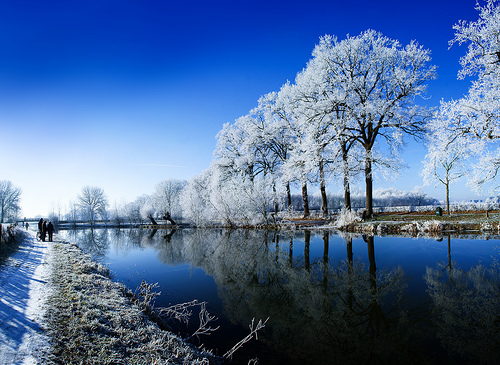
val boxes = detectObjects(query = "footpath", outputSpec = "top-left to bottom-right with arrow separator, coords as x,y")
0,230 -> 50,364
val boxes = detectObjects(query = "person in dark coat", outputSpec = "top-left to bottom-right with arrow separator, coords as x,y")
41,220 -> 47,242
47,221 -> 55,242
38,218 -> 44,241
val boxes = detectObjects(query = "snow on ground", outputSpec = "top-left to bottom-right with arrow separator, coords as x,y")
0,230 -> 51,364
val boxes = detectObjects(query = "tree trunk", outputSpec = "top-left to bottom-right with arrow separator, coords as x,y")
163,212 -> 176,225
365,153 -> 373,219
273,183 -> 279,215
286,182 -> 292,210
445,179 -> 450,217
302,182 -> 310,218
148,214 -> 157,225
319,160 -> 328,217
342,145 -> 351,210
320,183 -> 328,217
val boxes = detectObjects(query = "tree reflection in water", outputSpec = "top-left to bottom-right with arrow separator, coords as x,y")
58,228 -> 500,364
425,235 -> 500,364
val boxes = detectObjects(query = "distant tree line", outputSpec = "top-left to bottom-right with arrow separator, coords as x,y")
51,182 -> 438,227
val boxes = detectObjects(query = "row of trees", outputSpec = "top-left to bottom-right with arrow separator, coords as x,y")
55,182 -> 439,227
60,180 -> 187,226
182,29 -> 437,222
423,0 -> 500,215
181,0 -> 500,223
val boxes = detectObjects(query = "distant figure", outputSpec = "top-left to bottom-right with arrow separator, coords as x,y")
47,221 -> 55,242
41,220 -> 47,242
26,222 -> 29,230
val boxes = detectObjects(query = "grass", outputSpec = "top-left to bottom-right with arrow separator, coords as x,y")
0,225 -> 25,266
43,239 -> 220,365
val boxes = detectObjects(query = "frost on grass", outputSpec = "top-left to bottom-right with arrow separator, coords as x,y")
44,241 -> 218,365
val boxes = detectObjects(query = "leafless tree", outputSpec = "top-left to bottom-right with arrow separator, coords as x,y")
77,186 -> 108,225
0,180 -> 22,223
153,179 -> 186,218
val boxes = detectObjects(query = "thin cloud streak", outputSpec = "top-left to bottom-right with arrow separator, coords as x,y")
136,163 -> 188,168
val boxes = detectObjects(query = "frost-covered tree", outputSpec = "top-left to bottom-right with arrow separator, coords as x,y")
293,40 -> 369,212
152,179 -> 186,218
140,200 -> 156,224
180,169 -> 215,227
313,30 -> 436,218
292,69 -> 338,216
125,195 -> 149,224
214,100 -> 291,220
77,186 -> 108,225
444,0 -> 500,193
0,180 -> 21,222
422,107 -> 471,215
214,119 -> 253,180
257,91 -> 296,210
247,96 -> 293,214
65,201 -> 79,223
276,82 -> 314,217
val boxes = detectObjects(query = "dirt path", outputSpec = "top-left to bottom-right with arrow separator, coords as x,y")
0,230 -> 51,364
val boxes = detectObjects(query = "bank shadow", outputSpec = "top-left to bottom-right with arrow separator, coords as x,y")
0,233 -> 45,361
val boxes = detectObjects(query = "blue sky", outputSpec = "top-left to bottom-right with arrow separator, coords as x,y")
0,0 -> 482,217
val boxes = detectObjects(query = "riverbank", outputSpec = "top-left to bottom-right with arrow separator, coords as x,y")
335,211 -> 500,236
0,229 -> 219,364
273,210 -> 500,235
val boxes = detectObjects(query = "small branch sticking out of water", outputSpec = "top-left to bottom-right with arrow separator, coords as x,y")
159,299 -> 199,325
188,301 -> 220,339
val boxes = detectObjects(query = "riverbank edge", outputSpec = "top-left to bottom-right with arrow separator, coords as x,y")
335,219 -> 500,236
41,233 -> 220,364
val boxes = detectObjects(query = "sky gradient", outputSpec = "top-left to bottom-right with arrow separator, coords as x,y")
0,0 -> 482,218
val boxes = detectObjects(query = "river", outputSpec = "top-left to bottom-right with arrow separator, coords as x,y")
58,227 -> 500,364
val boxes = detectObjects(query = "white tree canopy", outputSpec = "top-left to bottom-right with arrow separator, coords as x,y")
0,180 -> 22,223
309,30 -> 436,217
441,0 -> 500,193
77,186 -> 108,224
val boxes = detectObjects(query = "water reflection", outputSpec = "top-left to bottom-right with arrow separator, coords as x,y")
59,228 -> 500,364
425,235 -> 500,364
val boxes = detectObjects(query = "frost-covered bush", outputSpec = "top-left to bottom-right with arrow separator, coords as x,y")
334,208 -> 362,228
420,220 -> 443,232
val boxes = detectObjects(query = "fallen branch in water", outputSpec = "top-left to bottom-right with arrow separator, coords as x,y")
223,317 -> 269,360
134,281 -> 269,363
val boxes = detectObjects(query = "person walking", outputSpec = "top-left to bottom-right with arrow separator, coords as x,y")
47,221 -> 55,242
41,220 -> 47,242
37,218 -> 44,241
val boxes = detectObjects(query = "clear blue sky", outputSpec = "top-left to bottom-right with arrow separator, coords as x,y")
0,0 -> 481,218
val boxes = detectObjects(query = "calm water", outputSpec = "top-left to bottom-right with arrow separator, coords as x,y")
58,228 -> 500,364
